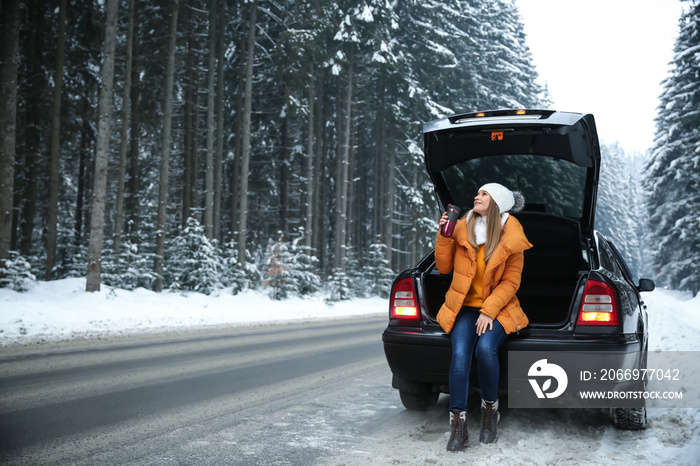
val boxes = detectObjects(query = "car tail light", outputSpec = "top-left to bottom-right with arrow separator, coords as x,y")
390,278 -> 419,320
576,279 -> 618,326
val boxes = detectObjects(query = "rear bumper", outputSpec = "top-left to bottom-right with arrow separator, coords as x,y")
383,326 -> 452,385
382,325 -> 645,390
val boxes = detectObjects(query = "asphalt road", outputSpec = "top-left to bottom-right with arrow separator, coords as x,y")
0,315 -> 407,465
4,314 -> 680,465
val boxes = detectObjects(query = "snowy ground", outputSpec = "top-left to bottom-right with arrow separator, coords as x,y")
323,288 -> 700,466
1,280 -> 699,464
0,278 -> 387,347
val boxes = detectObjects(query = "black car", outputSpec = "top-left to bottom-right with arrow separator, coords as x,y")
381,109 -> 655,430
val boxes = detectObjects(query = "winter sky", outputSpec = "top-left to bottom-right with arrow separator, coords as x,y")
516,0 -> 685,155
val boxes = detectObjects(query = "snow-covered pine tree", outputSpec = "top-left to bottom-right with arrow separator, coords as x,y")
222,239 -> 261,295
264,232 -> 294,300
102,237 -> 158,290
288,235 -> 321,297
596,143 -> 650,280
52,225 -> 88,279
0,251 -> 36,291
326,268 -> 352,303
344,246 -> 367,298
166,217 -> 224,295
597,144 -> 634,269
476,0 -> 543,109
645,2 -> 700,295
366,242 -> 394,298
263,231 -> 322,299
627,155 -> 652,279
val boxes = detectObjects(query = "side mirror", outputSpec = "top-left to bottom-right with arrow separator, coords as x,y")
638,278 -> 655,292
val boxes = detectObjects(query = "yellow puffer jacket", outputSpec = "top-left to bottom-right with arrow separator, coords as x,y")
435,215 -> 533,334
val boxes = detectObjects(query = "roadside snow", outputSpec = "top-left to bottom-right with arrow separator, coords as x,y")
0,277 -> 386,347
645,288 -> 700,351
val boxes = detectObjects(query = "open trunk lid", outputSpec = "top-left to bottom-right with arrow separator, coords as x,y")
423,109 -> 601,235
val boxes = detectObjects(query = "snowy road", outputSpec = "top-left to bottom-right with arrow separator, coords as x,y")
0,316 -> 395,465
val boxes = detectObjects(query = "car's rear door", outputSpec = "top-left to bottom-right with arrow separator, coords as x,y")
423,109 -> 601,235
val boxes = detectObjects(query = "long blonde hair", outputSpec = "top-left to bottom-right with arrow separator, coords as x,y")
466,200 -> 503,262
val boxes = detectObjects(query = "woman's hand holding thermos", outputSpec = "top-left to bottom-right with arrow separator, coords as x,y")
440,204 -> 461,237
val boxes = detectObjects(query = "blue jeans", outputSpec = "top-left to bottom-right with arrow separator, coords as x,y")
449,307 -> 509,412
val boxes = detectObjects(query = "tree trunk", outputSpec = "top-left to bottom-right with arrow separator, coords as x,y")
153,0 -> 179,292
75,109 -> 89,246
351,128 -> 362,257
19,0 -> 46,258
229,29 -> 246,238
304,64 -> 315,249
86,0 -> 120,292
181,1 -> 196,227
410,167 -> 419,268
203,0 -> 217,239
113,0 -> 135,264
385,122 -> 396,269
125,0 -> 140,241
46,0 -> 67,279
346,115 -> 356,259
237,0 -> 256,267
0,0 -> 20,270
191,70 -> 201,216
333,48 -> 353,272
279,84 -> 289,236
373,89 -> 386,243
312,79 -> 325,268
213,0 -> 225,242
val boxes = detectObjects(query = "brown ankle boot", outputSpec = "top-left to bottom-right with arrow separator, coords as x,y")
479,399 -> 500,443
447,410 -> 468,452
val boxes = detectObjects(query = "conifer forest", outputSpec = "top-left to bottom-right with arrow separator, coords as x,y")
1,0 -> 698,297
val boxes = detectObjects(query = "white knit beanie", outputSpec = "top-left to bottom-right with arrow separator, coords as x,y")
479,183 -> 525,214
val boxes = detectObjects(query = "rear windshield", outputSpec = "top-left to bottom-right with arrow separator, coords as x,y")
440,154 -> 587,219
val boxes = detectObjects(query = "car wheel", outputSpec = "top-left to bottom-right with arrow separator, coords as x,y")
399,389 -> 439,411
610,407 -> 647,430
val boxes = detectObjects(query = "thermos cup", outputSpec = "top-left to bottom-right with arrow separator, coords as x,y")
441,204 -> 461,237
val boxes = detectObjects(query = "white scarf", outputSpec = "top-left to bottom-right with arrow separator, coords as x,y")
467,211 -> 509,245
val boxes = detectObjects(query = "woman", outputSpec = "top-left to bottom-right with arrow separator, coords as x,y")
436,183 -> 532,452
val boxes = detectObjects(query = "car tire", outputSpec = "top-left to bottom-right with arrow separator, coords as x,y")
399,389 -> 439,411
610,407 -> 647,430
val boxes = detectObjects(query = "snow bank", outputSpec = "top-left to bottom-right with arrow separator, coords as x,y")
0,278 -> 387,346
645,288 -> 700,351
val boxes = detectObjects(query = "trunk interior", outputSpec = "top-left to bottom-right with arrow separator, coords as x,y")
422,212 -> 587,327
